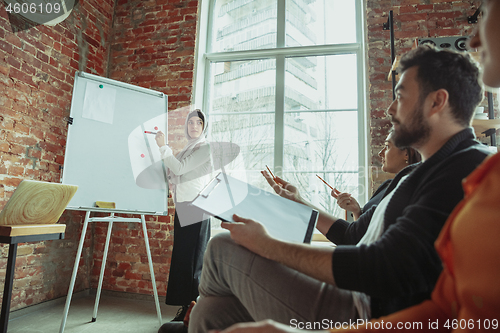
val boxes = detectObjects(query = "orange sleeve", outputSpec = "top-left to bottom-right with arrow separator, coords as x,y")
330,270 -> 453,333
446,154 -> 500,330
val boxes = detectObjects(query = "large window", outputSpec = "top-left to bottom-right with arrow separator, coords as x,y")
195,0 -> 367,217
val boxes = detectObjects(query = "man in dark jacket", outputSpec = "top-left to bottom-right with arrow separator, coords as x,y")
161,47 -> 490,333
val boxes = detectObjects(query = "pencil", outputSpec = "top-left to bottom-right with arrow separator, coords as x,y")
316,174 -> 334,190
265,165 -> 276,179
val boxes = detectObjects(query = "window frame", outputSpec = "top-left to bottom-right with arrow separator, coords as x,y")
193,0 -> 369,206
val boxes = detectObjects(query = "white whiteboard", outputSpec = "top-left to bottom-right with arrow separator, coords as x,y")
62,72 -> 168,214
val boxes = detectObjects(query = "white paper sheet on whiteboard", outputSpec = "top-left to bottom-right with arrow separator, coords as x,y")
82,82 -> 117,124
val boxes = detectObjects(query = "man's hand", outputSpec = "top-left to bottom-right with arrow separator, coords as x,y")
261,171 -> 303,204
221,214 -> 274,259
211,319 -> 299,333
261,170 -> 341,238
222,214 -> 336,286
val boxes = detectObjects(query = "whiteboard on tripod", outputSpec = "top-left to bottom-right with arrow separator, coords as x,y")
62,72 -> 169,214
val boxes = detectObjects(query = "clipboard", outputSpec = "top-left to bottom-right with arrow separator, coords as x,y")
191,172 -> 318,243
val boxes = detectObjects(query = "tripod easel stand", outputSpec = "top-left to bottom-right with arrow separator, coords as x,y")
59,208 -> 163,333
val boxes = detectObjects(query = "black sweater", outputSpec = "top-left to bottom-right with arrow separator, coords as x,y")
326,128 -> 490,318
360,179 -> 392,215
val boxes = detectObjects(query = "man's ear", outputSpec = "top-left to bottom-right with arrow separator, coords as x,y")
428,89 -> 449,117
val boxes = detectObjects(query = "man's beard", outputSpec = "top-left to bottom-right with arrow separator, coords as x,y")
391,100 -> 431,149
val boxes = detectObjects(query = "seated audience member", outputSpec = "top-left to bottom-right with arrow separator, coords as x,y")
159,49 -> 490,333
204,2 -> 500,333
333,130 -> 421,220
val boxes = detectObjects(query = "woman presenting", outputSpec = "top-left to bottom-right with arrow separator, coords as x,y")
155,109 -> 212,322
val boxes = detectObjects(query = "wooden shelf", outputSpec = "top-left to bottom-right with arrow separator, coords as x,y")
472,119 -> 500,136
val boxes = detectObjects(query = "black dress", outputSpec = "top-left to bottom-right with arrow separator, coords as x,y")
165,202 -> 210,306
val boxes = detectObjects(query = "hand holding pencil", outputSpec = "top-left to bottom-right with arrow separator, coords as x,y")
261,166 -> 303,204
315,174 -> 341,196
316,174 -> 362,220
265,165 -> 276,180
154,130 -> 166,147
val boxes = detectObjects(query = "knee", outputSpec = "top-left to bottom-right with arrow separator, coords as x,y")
188,297 -> 216,333
206,231 -> 234,256
209,230 -> 232,243
200,231 -> 245,284
202,231 -> 255,274
188,296 -> 249,333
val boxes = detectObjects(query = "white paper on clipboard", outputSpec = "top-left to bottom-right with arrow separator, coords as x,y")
191,172 -> 318,243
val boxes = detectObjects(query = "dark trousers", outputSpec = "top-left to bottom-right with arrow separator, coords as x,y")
165,202 -> 211,306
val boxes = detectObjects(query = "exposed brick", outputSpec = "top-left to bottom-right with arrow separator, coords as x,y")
399,6 -> 417,14
429,27 -> 462,37
6,55 -> 21,69
5,33 -> 22,49
398,13 -> 428,22
0,0 -> 117,311
434,3 -> 453,11
0,142 -> 9,152
416,4 -> 434,11
1,177 -> 22,187
0,39 -> 12,54
9,67 -> 36,87
0,63 -> 9,76
428,11 -> 463,20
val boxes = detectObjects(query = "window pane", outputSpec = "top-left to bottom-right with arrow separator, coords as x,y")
285,54 -> 358,111
209,60 -> 276,113
208,115 -> 275,230
211,0 -> 277,52
283,111 -> 359,216
286,0 -> 357,47
208,114 -> 275,186
208,59 -> 276,186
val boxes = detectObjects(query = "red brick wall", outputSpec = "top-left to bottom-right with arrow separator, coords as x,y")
365,0 -> 496,191
90,0 -> 199,297
109,0 -> 198,113
0,0 -> 114,310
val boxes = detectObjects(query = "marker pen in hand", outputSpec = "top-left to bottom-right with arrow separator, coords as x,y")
144,131 -> 158,135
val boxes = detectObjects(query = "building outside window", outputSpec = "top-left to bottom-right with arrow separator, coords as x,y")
195,0 -> 367,218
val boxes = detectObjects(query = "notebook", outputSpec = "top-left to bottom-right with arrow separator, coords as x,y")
191,172 -> 318,243
0,180 -> 78,226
